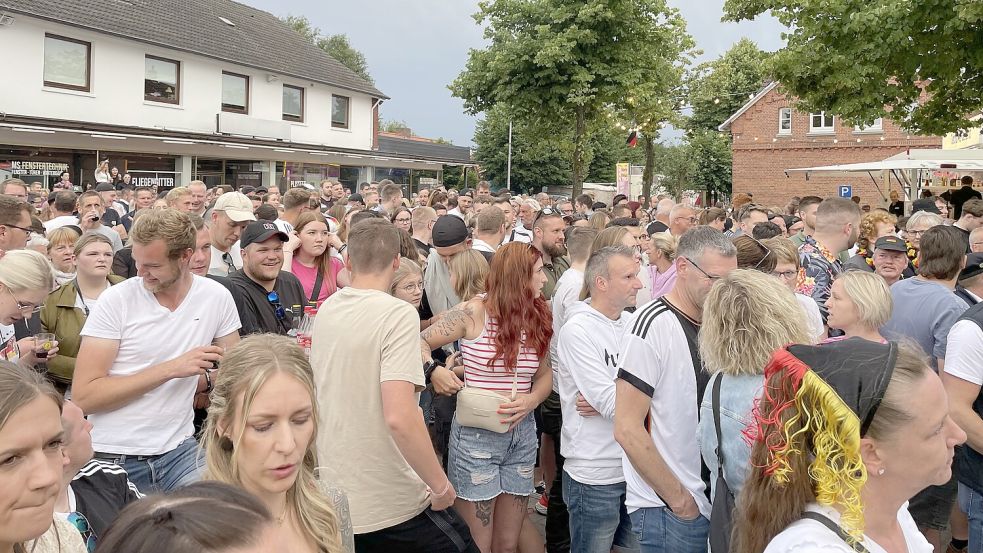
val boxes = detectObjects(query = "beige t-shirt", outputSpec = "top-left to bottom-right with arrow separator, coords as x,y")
26,518 -> 87,553
311,287 -> 429,534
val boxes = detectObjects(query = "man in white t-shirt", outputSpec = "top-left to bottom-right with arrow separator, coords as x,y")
549,226 -> 598,387
207,192 -> 255,277
72,209 -> 241,493
614,226 -> 737,552
558,245 -> 642,553
942,304 -> 983,553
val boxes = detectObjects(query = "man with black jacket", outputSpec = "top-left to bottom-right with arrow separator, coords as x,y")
229,221 -> 305,335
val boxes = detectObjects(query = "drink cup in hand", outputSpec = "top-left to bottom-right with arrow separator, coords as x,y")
35,333 -> 55,360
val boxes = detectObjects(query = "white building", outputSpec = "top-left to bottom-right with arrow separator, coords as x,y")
0,0 -> 472,192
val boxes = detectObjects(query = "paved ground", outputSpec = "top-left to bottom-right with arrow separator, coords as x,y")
529,492 -> 546,536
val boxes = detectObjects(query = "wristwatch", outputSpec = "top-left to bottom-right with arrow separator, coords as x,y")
423,360 -> 440,384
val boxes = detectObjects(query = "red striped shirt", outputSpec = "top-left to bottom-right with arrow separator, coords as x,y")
460,316 -> 539,393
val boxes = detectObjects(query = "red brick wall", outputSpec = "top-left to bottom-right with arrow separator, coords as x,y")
728,87 -> 941,209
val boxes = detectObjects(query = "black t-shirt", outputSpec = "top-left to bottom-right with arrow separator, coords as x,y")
70,460 -> 142,537
230,270 -> 306,335
414,238 -> 431,259
101,210 -> 121,228
889,201 -> 905,218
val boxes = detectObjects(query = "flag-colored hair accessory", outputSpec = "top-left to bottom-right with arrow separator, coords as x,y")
745,338 -> 897,543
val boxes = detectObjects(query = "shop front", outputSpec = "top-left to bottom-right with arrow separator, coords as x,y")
276,162 -> 366,191
0,145 -> 178,191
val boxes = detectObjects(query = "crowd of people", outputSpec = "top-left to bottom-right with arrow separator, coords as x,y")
0,171 -> 982,553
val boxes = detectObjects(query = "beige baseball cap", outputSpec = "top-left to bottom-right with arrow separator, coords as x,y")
212,192 -> 256,222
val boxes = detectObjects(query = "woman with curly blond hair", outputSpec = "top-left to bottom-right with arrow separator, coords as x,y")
844,210 -> 898,272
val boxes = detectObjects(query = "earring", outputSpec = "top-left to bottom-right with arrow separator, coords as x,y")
877,468 -> 885,476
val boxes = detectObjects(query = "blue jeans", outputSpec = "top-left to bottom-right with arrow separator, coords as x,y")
94,436 -> 203,494
562,471 -> 638,553
959,483 -> 983,553
629,506 -> 708,553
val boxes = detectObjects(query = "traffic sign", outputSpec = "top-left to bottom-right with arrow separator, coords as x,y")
838,185 -> 852,198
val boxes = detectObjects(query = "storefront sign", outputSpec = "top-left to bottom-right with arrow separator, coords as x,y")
133,177 -> 175,189
3,161 -> 69,176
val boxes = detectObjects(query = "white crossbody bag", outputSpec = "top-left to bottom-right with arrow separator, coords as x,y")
455,369 -> 518,433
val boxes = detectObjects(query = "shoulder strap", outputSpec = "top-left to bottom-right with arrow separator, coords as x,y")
800,512 -> 870,553
712,373 -> 725,476
309,269 -> 324,304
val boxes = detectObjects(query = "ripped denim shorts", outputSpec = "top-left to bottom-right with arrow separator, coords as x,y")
448,412 -> 537,502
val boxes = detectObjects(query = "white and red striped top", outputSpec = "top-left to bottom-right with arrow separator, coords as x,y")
460,315 -> 540,394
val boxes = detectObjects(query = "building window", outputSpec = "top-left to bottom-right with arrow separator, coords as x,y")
855,118 -> 883,133
145,55 -> 180,104
43,34 -> 91,91
222,72 -> 249,114
809,111 -> 835,134
332,95 -> 350,129
282,84 -> 304,122
778,108 -> 792,135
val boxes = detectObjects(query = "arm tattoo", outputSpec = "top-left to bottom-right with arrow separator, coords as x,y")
324,484 -> 355,553
475,499 -> 494,527
421,303 -> 475,346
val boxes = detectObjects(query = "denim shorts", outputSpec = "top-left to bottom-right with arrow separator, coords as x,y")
448,413 -> 537,502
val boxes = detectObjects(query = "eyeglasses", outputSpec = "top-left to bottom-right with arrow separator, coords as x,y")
68,511 -> 98,552
907,229 -> 928,237
399,282 -> 424,293
684,256 -> 723,281
4,286 -> 40,314
771,270 -> 797,280
395,217 -> 412,224
1,222 -> 33,234
674,216 -> 698,224
267,291 -> 286,321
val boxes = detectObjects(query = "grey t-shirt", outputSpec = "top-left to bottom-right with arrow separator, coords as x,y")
882,278 -> 968,367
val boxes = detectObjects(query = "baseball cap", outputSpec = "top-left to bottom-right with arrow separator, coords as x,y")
432,215 -> 469,247
240,221 -> 288,249
213,192 -> 257,222
960,253 -> 983,281
95,182 -> 115,193
348,193 -> 364,204
873,235 -> 907,253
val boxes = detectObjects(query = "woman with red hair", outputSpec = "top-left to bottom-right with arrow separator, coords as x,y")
421,242 -> 553,553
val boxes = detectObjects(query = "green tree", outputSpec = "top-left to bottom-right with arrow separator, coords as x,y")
687,129 -> 732,198
687,38 -> 769,133
282,15 -> 373,84
587,124 -> 647,183
472,106 -> 572,192
722,0 -> 983,134
380,119 -> 411,133
654,142 -> 696,199
443,165 -> 479,189
451,0 -> 694,198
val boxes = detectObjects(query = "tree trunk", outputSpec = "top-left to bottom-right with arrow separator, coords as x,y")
642,136 -> 656,199
571,107 -> 587,199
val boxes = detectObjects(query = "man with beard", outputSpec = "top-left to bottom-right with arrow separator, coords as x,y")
72,209 -> 241,493
531,210 -> 571,551
229,221 -> 305,336
532,211 -> 570,300
208,192 -> 255,277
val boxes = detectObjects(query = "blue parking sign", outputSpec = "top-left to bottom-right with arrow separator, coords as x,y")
838,185 -> 852,198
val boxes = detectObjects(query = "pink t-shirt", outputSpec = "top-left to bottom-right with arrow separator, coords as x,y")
292,257 -> 344,304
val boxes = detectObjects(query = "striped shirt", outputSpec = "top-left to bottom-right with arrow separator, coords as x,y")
461,315 -> 540,393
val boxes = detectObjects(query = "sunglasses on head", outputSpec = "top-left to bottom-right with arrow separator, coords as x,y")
267,291 -> 286,321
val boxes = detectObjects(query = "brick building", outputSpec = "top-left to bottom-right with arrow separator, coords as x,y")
719,82 -> 942,208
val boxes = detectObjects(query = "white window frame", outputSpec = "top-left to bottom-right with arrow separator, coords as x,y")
778,108 -> 792,135
809,111 -> 835,134
854,118 -> 883,133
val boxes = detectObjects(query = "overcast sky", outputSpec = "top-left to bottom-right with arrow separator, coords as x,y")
242,0 -> 786,146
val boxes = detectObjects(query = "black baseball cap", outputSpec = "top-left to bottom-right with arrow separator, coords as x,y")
960,253 -> 983,281
95,182 -> 115,192
873,235 -> 907,253
240,221 -> 288,249
432,215 -> 469,247
348,193 -> 364,204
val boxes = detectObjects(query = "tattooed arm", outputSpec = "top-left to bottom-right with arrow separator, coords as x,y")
419,300 -> 480,363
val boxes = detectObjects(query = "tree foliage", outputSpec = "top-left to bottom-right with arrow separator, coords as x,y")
472,105 -> 572,193
451,0 -> 694,197
282,15 -> 374,84
722,0 -> 983,134
687,38 -> 769,133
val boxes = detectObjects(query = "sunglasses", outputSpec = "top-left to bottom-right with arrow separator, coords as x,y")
747,236 -> 774,271
68,511 -> 98,552
222,252 -> 237,273
1,222 -> 33,234
534,207 -> 558,223
267,291 -> 286,321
